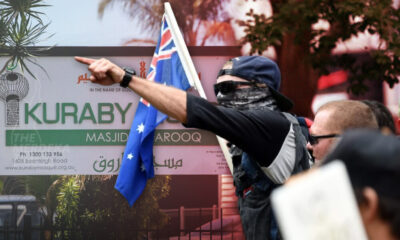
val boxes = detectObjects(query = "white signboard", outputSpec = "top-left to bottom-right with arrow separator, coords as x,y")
0,56 -> 232,175
271,161 -> 368,240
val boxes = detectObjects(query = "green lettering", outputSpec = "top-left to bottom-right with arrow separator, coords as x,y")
79,103 -> 96,124
115,103 -> 132,124
43,103 -> 59,124
62,103 -> 78,124
25,103 -> 42,124
98,103 -> 114,124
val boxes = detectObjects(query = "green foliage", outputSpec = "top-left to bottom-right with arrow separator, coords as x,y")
240,0 -> 400,94
55,177 -> 81,239
0,176 -> 27,194
0,0 -> 49,24
0,174 -> 171,239
0,17 -> 7,46
75,175 -> 171,240
0,0 -> 51,78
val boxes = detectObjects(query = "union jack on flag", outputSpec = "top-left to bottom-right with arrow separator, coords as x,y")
140,16 -> 186,107
115,15 -> 191,206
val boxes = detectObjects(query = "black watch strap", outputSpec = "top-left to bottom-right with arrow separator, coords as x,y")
120,67 -> 136,88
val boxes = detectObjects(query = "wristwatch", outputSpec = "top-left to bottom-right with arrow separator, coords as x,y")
120,67 -> 136,88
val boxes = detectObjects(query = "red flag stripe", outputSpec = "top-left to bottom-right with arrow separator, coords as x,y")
160,29 -> 172,48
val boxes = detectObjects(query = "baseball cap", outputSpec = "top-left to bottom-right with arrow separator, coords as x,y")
323,129 -> 400,199
217,56 -> 294,111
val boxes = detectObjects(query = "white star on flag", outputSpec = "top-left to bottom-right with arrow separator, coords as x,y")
137,123 -> 145,133
127,153 -> 134,160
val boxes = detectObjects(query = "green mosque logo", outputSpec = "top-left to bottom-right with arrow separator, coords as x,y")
0,72 -> 29,126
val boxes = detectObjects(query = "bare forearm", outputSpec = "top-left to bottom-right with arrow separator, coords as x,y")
74,56 -> 187,123
128,76 -> 188,123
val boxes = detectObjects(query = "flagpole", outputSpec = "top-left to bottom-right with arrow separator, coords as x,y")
163,2 -> 233,174
163,3 -> 204,97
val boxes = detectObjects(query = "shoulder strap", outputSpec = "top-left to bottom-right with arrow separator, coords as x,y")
281,113 -> 313,174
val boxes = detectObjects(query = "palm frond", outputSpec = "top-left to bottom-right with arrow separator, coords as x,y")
26,56 -> 50,79
19,57 -> 37,79
1,15 -> 52,76
0,0 -> 49,24
0,17 -> 7,46
0,58 -> 13,73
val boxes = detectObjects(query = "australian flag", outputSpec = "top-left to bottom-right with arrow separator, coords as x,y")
115,15 -> 191,206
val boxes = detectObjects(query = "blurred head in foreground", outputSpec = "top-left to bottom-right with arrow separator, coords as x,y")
323,129 -> 400,240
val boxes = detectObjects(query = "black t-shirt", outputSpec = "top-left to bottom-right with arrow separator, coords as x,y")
184,94 -> 291,167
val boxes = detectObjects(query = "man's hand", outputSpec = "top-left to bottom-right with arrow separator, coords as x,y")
76,56 -> 188,123
75,57 -> 125,86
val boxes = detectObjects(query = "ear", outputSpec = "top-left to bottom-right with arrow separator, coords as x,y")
359,187 -> 379,223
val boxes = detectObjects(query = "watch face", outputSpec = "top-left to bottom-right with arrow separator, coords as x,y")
123,67 -> 136,75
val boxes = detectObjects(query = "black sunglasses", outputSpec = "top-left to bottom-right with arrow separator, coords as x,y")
309,134 -> 340,145
213,81 -> 257,95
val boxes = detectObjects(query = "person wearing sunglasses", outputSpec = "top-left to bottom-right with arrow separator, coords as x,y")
307,100 -> 378,162
75,55 -> 313,240
209,57 -> 315,240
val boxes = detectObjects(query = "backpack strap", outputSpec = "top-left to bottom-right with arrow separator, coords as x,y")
281,113 -> 314,174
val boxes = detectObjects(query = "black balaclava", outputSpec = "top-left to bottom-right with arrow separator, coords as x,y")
216,84 -> 279,168
216,85 -> 278,111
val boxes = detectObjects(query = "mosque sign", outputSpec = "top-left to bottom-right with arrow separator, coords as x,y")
0,55 -> 231,175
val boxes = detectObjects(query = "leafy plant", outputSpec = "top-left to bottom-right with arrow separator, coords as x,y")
0,0 -> 49,23
0,17 -> 7,46
76,175 -> 171,240
0,0 -> 52,78
239,0 -> 400,95
55,177 -> 81,239
1,16 -> 52,76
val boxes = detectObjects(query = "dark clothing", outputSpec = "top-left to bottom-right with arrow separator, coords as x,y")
185,94 -> 308,240
238,186 -> 274,240
185,94 -> 291,167
237,153 -> 282,240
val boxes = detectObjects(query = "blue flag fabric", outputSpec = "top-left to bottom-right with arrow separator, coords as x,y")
115,15 -> 191,206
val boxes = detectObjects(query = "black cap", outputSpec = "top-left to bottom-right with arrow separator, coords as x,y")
323,129 -> 400,199
217,56 -> 294,111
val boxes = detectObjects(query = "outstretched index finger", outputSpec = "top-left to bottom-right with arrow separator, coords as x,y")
75,56 -> 96,65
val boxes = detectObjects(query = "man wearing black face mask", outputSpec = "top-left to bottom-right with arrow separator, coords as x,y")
210,56 -> 313,240
75,55 -> 313,240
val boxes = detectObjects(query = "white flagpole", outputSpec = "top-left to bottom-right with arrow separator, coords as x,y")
164,2 -> 233,174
